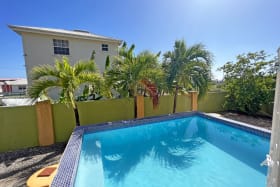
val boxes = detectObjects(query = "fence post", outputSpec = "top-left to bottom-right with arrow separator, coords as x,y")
189,91 -> 198,111
35,100 -> 54,146
136,95 -> 144,118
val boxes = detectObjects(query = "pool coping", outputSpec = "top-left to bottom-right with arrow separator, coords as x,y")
202,113 -> 271,138
51,111 -> 271,187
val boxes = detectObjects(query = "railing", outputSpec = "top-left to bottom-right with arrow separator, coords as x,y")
0,92 -> 27,97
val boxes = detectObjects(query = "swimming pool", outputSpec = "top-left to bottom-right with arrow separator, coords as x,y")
51,112 -> 270,187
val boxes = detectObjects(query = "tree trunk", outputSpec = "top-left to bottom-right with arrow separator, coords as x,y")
173,85 -> 179,113
74,104 -> 80,126
134,96 -> 137,118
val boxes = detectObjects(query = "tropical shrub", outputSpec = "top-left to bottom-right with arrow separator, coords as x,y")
105,43 -> 162,107
28,57 -> 108,126
219,51 -> 276,114
163,40 -> 213,113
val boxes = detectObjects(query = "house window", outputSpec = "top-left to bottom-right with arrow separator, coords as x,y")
102,44 -> 109,51
18,85 -> 26,93
18,85 -> 26,90
53,39 -> 70,55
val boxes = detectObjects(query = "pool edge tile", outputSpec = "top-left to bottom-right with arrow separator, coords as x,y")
52,111 -> 271,186
51,129 -> 84,187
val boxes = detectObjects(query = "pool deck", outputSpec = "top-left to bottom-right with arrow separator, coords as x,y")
0,143 -> 64,187
51,111 -> 271,187
205,113 -> 271,137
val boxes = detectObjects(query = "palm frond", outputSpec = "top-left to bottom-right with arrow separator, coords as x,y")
77,72 -> 102,84
186,44 -> 213,66
163,40 -> 212,97
74,60 -> 96,75
104,44 -> 161,99
30,65 -> 58,80
28,79 -> 61,98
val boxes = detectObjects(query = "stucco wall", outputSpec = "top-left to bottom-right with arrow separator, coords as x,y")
21,32 -> 119,83
197,91 -> 274,115
198,92 -> 227,112
51,98 -> 135,142
0,106 -> 38,152
144,95 -> 192,117
52,103 -> 76,143
78,98 -> 135,125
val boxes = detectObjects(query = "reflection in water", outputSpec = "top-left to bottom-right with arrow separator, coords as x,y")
79,116 -> 269,185
81,117 -> 205,184
104,154 -> 122,161
195,117 -> 269,174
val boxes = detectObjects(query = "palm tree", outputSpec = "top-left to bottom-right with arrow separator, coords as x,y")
105,43 -> 162,108
28,57 -> 107,126
163,40 -> 212,113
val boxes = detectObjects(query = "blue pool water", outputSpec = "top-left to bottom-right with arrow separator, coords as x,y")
74,116 -> 269,187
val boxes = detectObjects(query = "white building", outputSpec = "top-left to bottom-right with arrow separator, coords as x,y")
0,78 -> 27,96
9,25 -> 122,84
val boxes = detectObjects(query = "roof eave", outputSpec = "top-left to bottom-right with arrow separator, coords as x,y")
8,25 -> 122,45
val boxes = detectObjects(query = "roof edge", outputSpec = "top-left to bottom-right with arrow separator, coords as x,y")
8,25 -> 122,45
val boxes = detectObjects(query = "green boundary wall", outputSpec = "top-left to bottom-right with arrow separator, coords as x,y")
0,106 -> 38,152
144,95 -> 191,117
196,91 -> 273,115
176,95 -> 192,113
261,102 -> 274,116
1,92 -> 273,152
52,103 -> 76,143
78,98 -> 135,125
198,92 -> 226,112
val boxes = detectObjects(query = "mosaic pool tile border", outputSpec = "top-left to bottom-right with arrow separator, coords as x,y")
51,111 -> 271,187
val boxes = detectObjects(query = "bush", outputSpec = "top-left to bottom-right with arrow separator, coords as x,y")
219,51 -> 276,114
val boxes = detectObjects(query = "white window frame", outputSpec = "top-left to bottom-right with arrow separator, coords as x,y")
102,44 -> 109,52
53,39 -> 70,55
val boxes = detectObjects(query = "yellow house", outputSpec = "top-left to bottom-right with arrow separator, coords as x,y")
9,25 -> 122,85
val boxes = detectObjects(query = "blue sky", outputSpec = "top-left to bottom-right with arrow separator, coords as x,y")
1,0 -> 280,80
